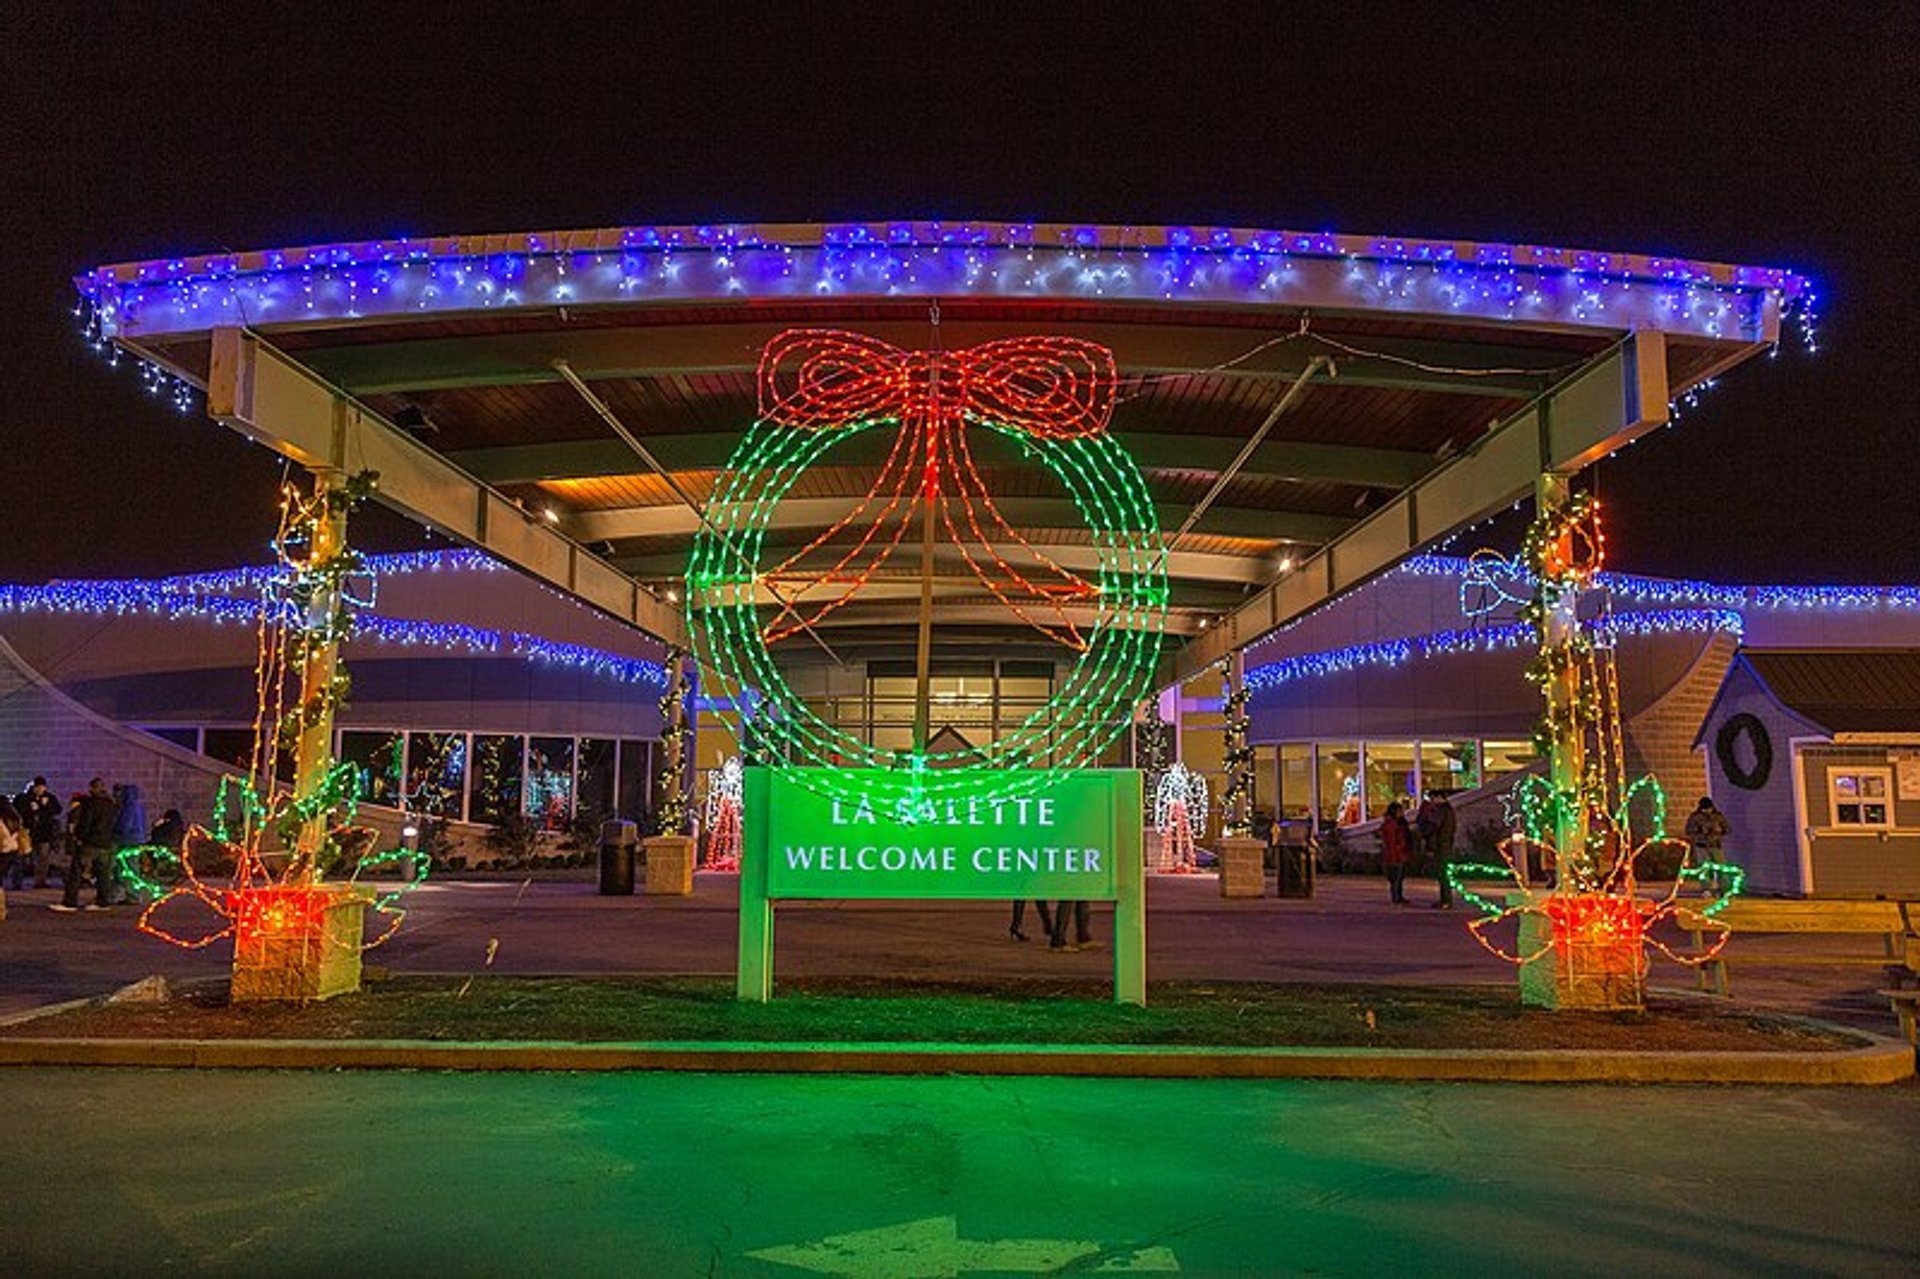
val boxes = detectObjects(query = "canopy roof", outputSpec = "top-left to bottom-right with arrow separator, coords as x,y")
77,220 -> 1810,683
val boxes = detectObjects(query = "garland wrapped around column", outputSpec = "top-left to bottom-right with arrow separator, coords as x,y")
654,651 -> 690,834
1220,674 -> 1253,838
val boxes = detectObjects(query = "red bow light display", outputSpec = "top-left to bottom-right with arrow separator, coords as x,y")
752,329 -> 1120,649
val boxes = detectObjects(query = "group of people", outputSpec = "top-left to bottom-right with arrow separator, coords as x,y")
0,776 -> 186,912
1378,790 -> 1458,908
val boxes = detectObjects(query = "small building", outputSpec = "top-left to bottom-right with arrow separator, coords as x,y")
1696,649 -> 1920,897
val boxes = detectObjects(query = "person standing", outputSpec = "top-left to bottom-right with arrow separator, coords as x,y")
1427,792 -> 1457,908
1049,900 -> 1095,952
1684,797 -> 1729,865
53,778 -> 118,913
1684,797 -> 1731,893
0,798 -> 23,892
109,783 -> 148,905
1008,899 -> 1053,942
1380,801 -> 1412,905
15,778 -> 62,890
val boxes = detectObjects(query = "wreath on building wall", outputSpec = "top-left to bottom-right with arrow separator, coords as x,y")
1714,712 -> 1772,791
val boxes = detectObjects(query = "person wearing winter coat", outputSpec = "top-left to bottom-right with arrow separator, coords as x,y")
1380,801 -> 1413,905
14,778 -> 62,889
109,783 -> 149,905
54,778 -> 118,912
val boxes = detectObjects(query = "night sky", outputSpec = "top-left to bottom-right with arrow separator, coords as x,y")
5,3 -> 1914,584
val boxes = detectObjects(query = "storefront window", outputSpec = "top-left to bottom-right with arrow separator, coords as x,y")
339,730 -> 405,806
202,727 -> 255,772
1279,744 -> 1313,823
407,732 -> 467,822
1482,739 -> 1542,781
1419,740 -> 1481,795
1317,742 -> 1361,827
1364,742 -> 1418,820
576,738 -> 616,825
617,739 -> 651,824
526,736 -> 574,831
470,734 -> 525,826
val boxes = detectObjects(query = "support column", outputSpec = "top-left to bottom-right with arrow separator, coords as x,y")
232,469 -> 367,1002
1536,471 -> 1590,885
290,471 -> 348,883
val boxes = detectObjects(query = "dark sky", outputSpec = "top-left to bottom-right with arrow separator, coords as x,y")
4,2 -> 1914,584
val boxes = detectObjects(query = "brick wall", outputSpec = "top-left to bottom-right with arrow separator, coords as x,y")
1624,631 -> 1738,828
0,637 -> 228,822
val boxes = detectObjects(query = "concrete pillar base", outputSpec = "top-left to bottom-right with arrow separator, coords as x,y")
1515,893 -> 1648,1010
230,885 -> 368,1002
644,835 -> 696,896
1217,837 -> 1267,898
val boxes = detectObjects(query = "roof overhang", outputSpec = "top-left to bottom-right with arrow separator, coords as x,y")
75,220 -> 1811,681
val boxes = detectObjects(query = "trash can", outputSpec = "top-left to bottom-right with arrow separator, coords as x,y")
1276,843 -> 1314,898
598,819 -> 638,895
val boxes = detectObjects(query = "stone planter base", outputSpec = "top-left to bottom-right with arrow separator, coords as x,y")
643,835 -> 695,896
1516,893 -> 1648,1010
1217,837 -> 1267,898
230,885 -> 369,1003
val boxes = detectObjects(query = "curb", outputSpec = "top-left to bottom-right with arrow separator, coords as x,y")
0,1031 -> 1909,1084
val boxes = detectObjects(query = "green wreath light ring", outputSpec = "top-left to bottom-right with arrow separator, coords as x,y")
688,414 -> 1166,808
690,416 -> 1163,795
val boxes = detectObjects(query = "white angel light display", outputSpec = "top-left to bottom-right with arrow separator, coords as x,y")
1153,763 -> 1209,872
704,755 -> 744,872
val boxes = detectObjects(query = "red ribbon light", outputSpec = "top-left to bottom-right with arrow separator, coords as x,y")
751,330 -> 1120,649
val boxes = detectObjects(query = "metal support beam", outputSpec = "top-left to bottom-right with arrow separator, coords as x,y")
570,496 -> 1353,545
1164,356 -> 1330,551
614,543 -> 1276,589
450,432 -> 1434,490
205,327 -> 686,647
1160,330 -> 1672,685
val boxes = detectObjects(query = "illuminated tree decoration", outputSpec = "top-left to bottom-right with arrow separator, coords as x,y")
115,474 -> 429,954
1153,764 -> 1209,872
655,652 -> 691,834
687,329 -> 1167,812
1445,494 -> 1743,1005
704,755 -> 744,872
1220,676 -> 1253,837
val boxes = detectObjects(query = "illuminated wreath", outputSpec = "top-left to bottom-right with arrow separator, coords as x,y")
1714,712 -> 1772,791
687,329 -> 1167,809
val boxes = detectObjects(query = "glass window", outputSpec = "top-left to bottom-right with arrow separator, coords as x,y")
470,734 -> 525,826
1364,742 -> 1418,822
407,732 -> 467,821
1482,739 -> 1542,781
140,726 -> 199,751
1253,744 -> 1277,816
1829,768 -> 1895,828
617,739 -> 651,824
339,730 -> 405,807
202,728 -> 256,772
577,738 -> 617,823
1317,743 -> 1361,827
1420,741 -> 1481,795
526,736 -> 575,831
1279,745 -> 1313,822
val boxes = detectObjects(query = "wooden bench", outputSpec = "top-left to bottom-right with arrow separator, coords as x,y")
1880,988 -> 1919,1044
1673,898 -> 1917,998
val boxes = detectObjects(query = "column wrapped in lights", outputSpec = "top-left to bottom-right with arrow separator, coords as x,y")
1441,489 -> 1744,1010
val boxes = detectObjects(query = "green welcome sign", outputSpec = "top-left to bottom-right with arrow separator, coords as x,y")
738,767 -> 1146,1004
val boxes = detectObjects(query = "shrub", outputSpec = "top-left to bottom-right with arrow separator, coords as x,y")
485,810 -> 541,866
